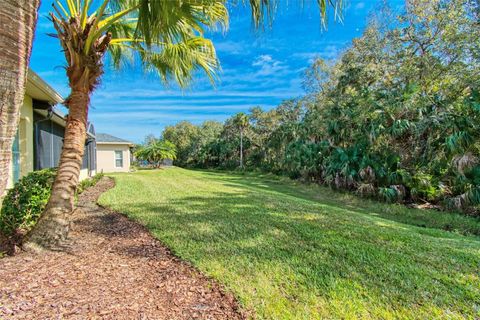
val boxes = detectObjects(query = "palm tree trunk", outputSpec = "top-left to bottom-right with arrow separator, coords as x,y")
25,89 -> 89,249
24,10 -> 109,249
0,0 -> 40,197
240,129 -> 244,168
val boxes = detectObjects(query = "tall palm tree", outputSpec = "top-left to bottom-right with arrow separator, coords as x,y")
0,0 -> 40,198
233,112 -> 249,168
26,0 -> 229,249
24,0 -> 343,249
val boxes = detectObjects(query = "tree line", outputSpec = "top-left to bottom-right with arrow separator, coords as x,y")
153,0 -> 480,213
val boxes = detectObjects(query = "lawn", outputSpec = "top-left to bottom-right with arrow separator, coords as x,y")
99,168 -> 480,319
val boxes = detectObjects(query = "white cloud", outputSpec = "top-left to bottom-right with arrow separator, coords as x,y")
290,46 -> 340,63
355,2 -> 366,10
92,112 -> 214,121
251,54 -> 288,76
93,104 -> 275,112
214,40 -> 249,55
36,70 -> 63,78
93,88 -> 298,100
252,54 -> 273,66
320,45 -> 340,59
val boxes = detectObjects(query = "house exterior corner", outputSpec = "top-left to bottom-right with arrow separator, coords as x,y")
95,133 -> 133,173
5,70 -> 97,193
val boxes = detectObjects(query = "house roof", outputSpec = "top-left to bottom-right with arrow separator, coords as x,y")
27,70 -> 96,139
26,69 -> 63,105
96,133 -> 133,145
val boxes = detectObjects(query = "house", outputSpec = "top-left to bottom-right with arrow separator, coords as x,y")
7,70 -> 97,190
96,133 -> 133,173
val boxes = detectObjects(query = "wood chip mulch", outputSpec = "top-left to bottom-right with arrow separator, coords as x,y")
0,177 -> 247,319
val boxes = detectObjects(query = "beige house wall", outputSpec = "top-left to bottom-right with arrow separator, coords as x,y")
7,95 -> 34,189
4,70 -> 94,196
6,94 -> 93,191
96,144 -> 131,173
79,168 -> 91,181
20,96 -> 34,177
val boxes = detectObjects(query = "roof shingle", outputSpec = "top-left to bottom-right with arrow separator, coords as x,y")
96,133 -> 132,144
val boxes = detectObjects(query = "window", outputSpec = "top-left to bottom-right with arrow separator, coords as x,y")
12,130 -> 20,183
115,150 -> 123,168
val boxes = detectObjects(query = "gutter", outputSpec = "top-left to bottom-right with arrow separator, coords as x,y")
28,69 -> 63,105
96,142 -> 134,147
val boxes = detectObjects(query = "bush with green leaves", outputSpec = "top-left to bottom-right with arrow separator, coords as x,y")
0,170 -> 105,240
0,168 -> 56,238
135,140 -> 177,168
77,172 -> 104,194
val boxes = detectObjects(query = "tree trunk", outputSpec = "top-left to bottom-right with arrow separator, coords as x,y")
23,10 -> 110,250
240,129 -> 243,169
25,90 -> 89,249
0,0 -> 40,198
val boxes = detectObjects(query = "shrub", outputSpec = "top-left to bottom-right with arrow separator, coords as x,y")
379,186 -> 398,203
0,168 -> 56,238
409,173 -> 443,202
0,170 -> 104,242
77,172 -> 104,194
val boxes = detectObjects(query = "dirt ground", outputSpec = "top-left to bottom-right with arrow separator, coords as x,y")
0,177 -> 246,319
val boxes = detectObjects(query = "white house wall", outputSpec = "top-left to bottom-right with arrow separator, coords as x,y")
96,144 -> 131,173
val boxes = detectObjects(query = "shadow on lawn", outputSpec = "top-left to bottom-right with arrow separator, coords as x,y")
198,170 -> 480,237
104,185 -> 480,317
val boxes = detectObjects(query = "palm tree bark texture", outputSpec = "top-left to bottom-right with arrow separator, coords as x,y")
26,14 -> 110,249
0,0 -> 40,198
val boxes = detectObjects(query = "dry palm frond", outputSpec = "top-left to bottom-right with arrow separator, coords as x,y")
359,166 -> 375,183
356,183 -> 376,197
452,153 -> 478,175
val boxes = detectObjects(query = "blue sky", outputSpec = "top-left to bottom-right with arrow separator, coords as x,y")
30,0 -> 403,143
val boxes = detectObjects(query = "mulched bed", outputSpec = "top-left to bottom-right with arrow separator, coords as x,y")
0,177 -> 246,319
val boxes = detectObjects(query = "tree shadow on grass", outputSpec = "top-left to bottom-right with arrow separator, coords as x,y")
197,170 -> 480,238
103,186 -> 480,318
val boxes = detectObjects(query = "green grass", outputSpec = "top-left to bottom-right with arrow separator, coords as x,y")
99,168 -> 480,319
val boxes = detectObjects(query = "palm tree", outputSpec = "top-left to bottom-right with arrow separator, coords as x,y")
24,0 -> 343,249
0,0 -> 40,198
233,112 -> 249,168
135,140 -> 177,168
26,0 -> 229,249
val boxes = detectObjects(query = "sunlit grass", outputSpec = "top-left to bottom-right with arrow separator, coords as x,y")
99,167 -> 480,319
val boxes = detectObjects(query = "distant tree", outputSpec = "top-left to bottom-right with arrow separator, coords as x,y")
143,134 -> 158,146
194,121 -> 223,166
163,121 -> 200,166
232,113 -> 249,168
135,140 -> 177,168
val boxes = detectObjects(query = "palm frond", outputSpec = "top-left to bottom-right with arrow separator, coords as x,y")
51,0 -> 342,89
245,0 -> 343,28
111,36 -> 219,87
